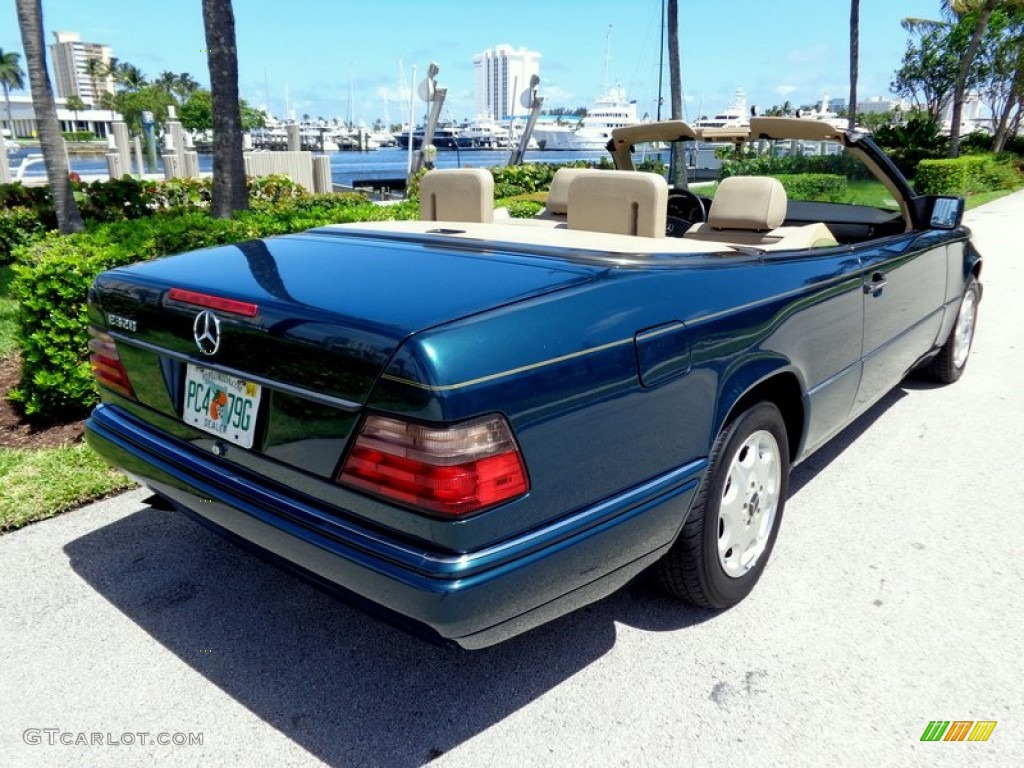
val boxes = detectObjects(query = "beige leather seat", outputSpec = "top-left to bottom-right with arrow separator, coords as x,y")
684,176 -> 787,244
685,175 -> 837,249
419,168 -> 494,223
566,170 -> 668,238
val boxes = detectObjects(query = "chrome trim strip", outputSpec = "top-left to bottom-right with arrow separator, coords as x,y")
635,322 -> 685,342
110,332 -> 363,412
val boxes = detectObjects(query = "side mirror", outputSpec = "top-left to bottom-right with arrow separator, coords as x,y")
927,196 -> 965,230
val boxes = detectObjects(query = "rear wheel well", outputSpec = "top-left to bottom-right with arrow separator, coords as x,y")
722,372 -> 804,462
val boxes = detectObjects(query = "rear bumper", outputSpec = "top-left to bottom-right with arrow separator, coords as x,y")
86,404 -> 702,648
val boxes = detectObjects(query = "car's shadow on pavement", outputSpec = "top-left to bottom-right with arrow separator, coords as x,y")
63,381 -> 919,765
64,501 -> 713,766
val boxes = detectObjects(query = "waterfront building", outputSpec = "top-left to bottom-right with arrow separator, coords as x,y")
473,45 -> 541,120
49,31 -> 114,105
2,93 -> 119,140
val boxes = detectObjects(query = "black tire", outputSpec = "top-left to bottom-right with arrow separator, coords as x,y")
656,402 -> 790,609
924,275 -> 980,384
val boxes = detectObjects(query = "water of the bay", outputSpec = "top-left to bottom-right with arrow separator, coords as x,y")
6,145 -> 669,189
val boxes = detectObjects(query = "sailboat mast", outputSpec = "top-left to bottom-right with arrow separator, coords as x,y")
657,2 -> 665,120
602,24 -> 612,95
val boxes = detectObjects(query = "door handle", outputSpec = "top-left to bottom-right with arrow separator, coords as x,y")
864,273 -> 888,294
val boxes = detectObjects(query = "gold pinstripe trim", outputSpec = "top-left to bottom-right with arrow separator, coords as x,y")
381,337 -> 635,392
383,269 -> 868,394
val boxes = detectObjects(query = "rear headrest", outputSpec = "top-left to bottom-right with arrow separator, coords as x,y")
544,167 -> 590,216
566,170 -> 668,238
708,176 -> 787,231
419,168 -> 494,223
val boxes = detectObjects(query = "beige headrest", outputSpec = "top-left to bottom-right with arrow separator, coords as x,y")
708,176 -> 787,231
419,168 -> 494,223
544,168 -> 590,215
566,170 -> 668,238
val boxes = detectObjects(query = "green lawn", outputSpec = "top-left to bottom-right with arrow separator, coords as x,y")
0,443 -> 133,531
966,189 -> 1016,209
845,179 -> 900,209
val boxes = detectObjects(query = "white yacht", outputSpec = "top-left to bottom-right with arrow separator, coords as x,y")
693,88 -> 751,130
533,86 -> 639,151
457,116 -> 510,150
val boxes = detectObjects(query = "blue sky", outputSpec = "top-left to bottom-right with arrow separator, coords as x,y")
1,0 -> 944,124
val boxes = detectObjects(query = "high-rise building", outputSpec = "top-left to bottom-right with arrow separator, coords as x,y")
473,45 -> 541,120
49,31 -> 114,105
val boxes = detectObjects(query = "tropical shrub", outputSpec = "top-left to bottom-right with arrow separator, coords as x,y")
870,114 -> 948,177
0,208 -> 49,265
407,161 -> 602,202
9,234 -> 134,418
499,199 -> 544,218
9,194 -> 415,419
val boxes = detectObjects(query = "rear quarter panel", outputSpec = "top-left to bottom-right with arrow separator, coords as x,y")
373,247 -> 873,552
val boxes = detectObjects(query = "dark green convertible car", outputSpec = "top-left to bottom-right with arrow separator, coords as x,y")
85,118 -> 981,648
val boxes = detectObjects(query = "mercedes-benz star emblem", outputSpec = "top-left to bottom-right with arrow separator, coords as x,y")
193,310 -> 221,356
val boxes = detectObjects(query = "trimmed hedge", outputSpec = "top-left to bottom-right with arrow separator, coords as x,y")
10,194 -> 418,420
10,233 -> 156,418
772,173 -> 848,203
720,152 -> 873,181
914,157 -> 986,195
914,154 -> 1021,195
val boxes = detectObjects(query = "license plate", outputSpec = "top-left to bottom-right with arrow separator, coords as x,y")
183,365 -> 262,449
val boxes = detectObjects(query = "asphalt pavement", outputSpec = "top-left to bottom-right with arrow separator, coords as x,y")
2,191 -> 1022,767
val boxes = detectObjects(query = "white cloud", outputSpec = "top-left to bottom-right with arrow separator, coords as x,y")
775,85 -> 799,97
786,44 -> 830,65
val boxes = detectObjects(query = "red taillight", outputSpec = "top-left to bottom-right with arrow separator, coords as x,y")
338,414 -> 529,517
88,326 -> 135,399
167,287 -> 258,317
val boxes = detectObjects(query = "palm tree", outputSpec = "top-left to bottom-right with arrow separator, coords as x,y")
83,57 -> 107,106
202,0 -> 248,217
1,48 -> 26,140
155,70 -> 178,95
945,0 -> 1000,156
173,72 -> 200,104
667,0 -> 682,120
849,0 -> 860,131
14,0 -> 83,233
667,0 -> 685,186
114,62 -> 147,91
